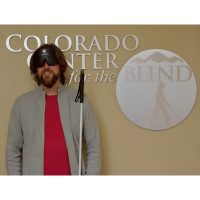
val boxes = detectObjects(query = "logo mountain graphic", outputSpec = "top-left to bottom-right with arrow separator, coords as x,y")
132,52 -> 184,64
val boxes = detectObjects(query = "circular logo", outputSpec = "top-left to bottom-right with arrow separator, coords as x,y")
116,49 -> 197,130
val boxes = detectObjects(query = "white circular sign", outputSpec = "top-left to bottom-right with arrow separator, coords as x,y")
116,49 -> 197,130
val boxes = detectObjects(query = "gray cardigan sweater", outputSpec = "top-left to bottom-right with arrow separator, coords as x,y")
6,85 -> 101,175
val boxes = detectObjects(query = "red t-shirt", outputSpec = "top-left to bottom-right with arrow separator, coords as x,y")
44,95 -> 71,175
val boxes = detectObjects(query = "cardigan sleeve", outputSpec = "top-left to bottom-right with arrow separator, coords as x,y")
6,99 -> 23,175
83,96 -> 102,175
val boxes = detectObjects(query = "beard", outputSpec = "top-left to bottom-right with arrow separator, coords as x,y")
38,70 -> 60,88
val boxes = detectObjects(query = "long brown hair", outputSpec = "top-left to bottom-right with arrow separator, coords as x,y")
30,43 -> 68,85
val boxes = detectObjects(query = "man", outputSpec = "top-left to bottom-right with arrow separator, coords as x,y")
6,44 -> 101,175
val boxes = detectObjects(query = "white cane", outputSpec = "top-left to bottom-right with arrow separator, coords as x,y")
75,69 -> 84,175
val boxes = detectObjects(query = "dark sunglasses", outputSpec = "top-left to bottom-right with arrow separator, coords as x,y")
32,47 -> 59,68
